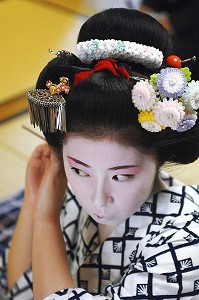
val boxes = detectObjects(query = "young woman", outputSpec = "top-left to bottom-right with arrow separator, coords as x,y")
1,8 -> 199,300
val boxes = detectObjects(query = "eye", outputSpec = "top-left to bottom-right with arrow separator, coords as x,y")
71,167 -> 89,177
112,174 -> 134,181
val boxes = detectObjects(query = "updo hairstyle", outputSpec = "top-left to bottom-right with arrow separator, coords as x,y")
36,8 -> 199,165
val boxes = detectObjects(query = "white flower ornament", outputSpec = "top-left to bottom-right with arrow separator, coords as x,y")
153,99 -> 185,129
131,66 -> 198,132
131,80 -> 157,111
182,80 -> 199,110
141,121 -> 162,132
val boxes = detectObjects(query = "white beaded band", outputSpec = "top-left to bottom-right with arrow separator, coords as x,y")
76,39 -> 164,69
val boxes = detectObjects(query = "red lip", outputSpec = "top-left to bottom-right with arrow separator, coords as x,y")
94,213 -> 105,218
96,215 -> 104,219
94,213 -> 113,222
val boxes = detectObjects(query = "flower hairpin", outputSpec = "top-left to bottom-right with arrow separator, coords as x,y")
132,55 -> 199,132
46,76 -> 70,94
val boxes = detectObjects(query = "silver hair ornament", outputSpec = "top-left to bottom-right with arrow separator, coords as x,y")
27,89 -> 67,133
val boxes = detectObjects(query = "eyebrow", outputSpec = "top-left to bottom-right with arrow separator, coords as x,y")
67,156 -> 138,170
68,156 -> 90,168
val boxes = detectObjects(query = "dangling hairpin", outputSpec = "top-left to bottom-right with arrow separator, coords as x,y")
27,77 -> 70,133
48,48 -> 72,58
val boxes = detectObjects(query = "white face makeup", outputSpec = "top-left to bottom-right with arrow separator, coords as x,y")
63,136 -> 159,227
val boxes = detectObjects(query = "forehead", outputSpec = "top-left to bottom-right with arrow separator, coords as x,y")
64,136 -> 134,152
63,136 -> 154,167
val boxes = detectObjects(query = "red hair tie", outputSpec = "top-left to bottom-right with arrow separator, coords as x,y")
74,58 -> 130,86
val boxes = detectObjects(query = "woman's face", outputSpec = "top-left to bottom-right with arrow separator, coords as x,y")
63,136 -> 159,226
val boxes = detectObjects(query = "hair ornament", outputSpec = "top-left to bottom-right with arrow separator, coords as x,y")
48,48 -> 72,58
138,111 -> 163,132
132,65 -> 199,132
74,58 -> 130,86
76,39 -> 163,69
46,76 -> 70,94
132,80 -> 157,111
166,55 -> 196,69
27,76 -> 70,133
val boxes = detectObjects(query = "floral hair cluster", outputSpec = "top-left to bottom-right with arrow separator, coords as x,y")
76,39 -> 163,69
27,44 -> 199,134
131,66 -> 199,132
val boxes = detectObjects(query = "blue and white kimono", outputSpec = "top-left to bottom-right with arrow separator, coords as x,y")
1,173 -> 199,299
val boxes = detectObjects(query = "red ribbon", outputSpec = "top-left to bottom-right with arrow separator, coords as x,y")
74,58 -> 130,86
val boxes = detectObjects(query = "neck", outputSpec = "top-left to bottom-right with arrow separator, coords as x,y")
98,223 -> 117,244
150,172 -> 168,197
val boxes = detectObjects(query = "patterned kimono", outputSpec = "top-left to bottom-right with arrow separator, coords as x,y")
1,173 -> 199,299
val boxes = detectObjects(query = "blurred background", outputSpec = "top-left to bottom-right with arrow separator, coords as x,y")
0,0 -> 198,200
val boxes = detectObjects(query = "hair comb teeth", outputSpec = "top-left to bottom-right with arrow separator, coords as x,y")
27,90 -> 67,134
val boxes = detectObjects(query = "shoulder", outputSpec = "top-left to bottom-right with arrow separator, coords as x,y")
157,185 -> 199,212
155,172 -> 199,216
133,206 -> 199,296
138,182 -> 199,269
137,180 -> 199,269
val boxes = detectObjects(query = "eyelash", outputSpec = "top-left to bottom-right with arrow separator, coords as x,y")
112,174 -> 135,181
71,167 -> 89,177
71,167 -> 134,181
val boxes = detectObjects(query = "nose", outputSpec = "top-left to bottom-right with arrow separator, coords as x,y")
92,179 -> 113,207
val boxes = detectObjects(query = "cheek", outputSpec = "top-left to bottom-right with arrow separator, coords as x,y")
64,164 -> 91,205
116,186 -> 143,210
114,178 -> 154,213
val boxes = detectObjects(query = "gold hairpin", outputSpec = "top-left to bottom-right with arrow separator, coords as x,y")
46,77 -> 70,95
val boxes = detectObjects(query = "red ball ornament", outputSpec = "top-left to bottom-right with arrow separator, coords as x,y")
166,55 -> 182,68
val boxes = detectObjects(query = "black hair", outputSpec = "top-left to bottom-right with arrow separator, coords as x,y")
78,8 -> 172,58
36,8 -> 199,165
